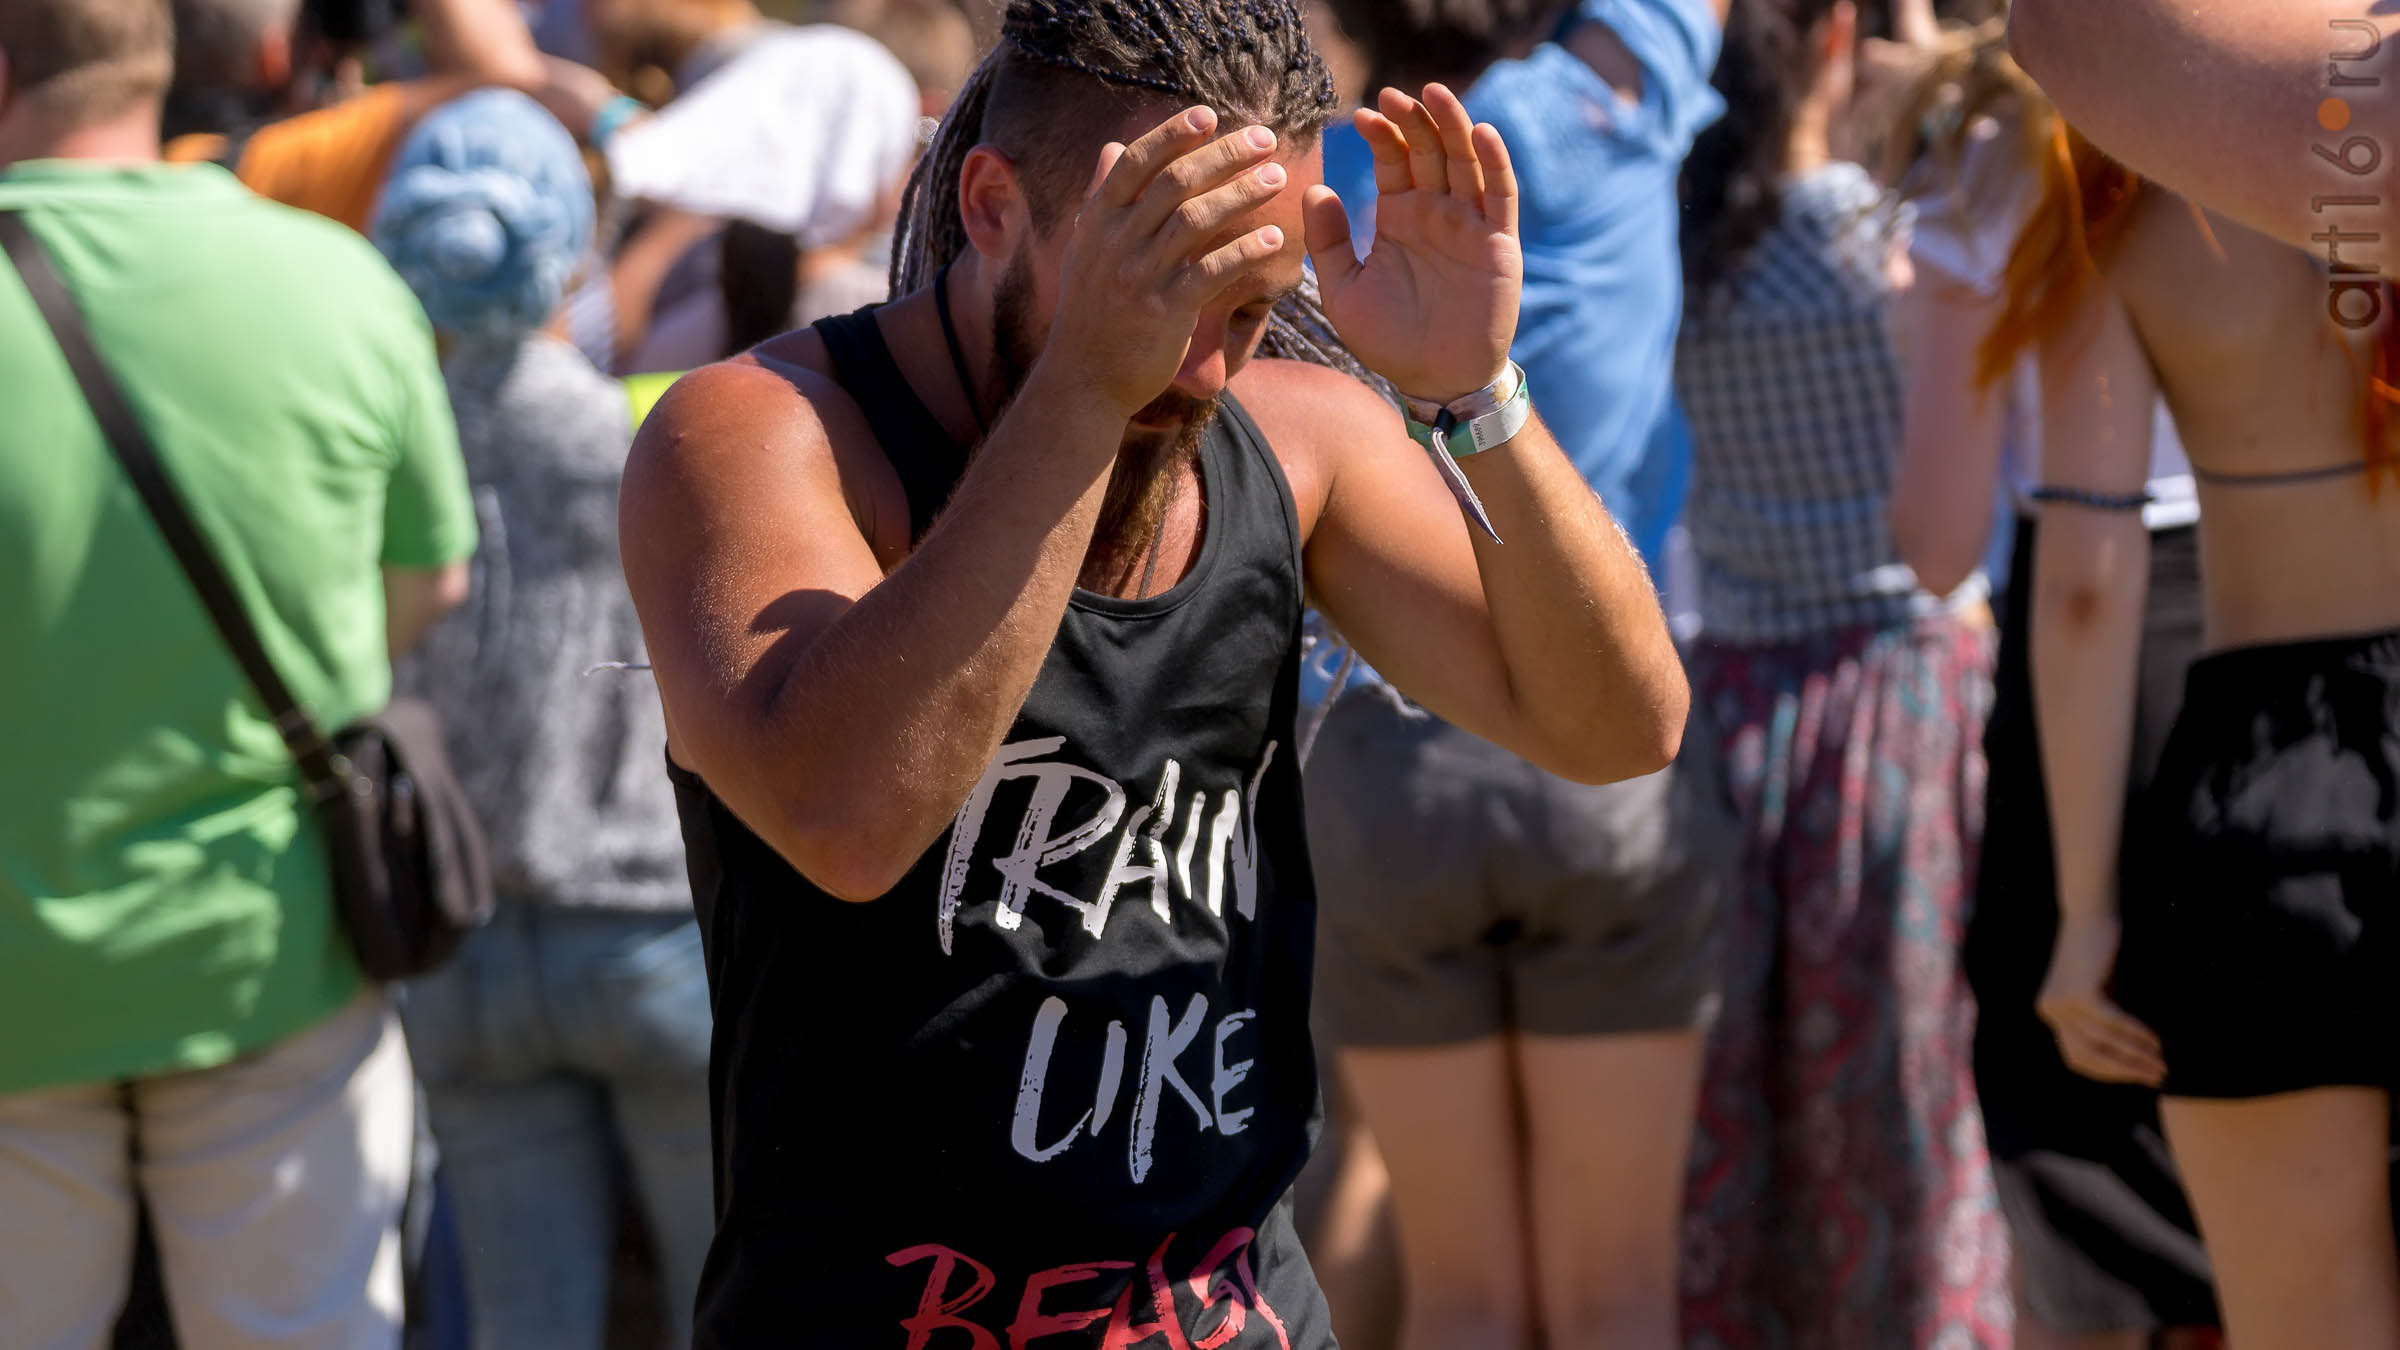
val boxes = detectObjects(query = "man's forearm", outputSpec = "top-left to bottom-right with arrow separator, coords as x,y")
2013,0 -> 2390,252
746,368 -> 1125,899
1457,415 -> 1687,780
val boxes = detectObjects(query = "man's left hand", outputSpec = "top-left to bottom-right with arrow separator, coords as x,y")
1304,84 -> 1524,407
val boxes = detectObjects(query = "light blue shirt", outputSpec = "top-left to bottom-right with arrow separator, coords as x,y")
1321,0 -> 1725,575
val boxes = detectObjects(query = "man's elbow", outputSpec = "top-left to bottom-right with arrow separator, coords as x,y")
456,52 -> 549,92
1543,678 -> 1690,786
425,43 -> 547,91
792,846 -> 909,905
771,804 -> 925,904
431,559 -> 472,613
496,55 -> 551,92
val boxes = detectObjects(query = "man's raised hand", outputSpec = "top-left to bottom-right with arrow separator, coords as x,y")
1304,84 -> 1524,407
1044,106 -> 1292,419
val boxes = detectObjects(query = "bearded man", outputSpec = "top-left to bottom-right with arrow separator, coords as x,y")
619,2 -> 1688,1343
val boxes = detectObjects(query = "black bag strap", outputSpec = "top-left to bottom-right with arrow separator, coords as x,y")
0,209 -> 351,803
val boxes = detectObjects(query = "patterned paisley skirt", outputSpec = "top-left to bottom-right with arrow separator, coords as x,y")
1679,611 -> 2011,1350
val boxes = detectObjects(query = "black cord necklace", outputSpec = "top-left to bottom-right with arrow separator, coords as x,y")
932,259 -> 1171,599
933,261 -> 987,440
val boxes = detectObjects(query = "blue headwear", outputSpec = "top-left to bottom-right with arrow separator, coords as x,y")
371,89 -> 595,341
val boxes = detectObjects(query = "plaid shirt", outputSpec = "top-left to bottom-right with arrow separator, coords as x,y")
1676,164 -> 1981,643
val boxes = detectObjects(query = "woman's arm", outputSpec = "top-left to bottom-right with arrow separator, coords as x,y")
2028,283 -> 2167,1087
2011,0 -> 2391,252
1888,266 -> 2005,597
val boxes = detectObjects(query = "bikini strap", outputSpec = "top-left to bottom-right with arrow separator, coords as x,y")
2190,459 -> 2375,489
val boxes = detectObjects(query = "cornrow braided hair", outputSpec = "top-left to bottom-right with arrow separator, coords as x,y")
891,0 -> 1340,297
887,1 -> 1394,736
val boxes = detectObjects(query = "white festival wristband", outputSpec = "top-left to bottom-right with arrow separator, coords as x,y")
1404,362 -> 1530,460
1400,362 -> 1520,428
1394,363 -> 1532,544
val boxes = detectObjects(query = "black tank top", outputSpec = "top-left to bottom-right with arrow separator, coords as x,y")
670,306 -> 1332,1349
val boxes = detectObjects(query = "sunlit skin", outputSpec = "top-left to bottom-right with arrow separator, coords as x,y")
2010,0 -> 2400,252
618,83 -> 1686,912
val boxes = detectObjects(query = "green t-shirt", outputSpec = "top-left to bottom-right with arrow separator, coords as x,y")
0,161 -> 477,1094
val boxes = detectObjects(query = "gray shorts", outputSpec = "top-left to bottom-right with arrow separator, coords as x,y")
1302,691 -> 1734,1047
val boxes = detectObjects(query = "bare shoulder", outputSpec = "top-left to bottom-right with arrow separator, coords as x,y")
622,336 -> 912,569
2114,190 -> 2327,371
631,328 -> 843,465
1231,358 -> 1407,536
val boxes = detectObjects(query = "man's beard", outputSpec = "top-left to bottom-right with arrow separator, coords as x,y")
990,252 -> 1217,591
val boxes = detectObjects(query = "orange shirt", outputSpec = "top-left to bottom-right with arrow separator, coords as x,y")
164,83 -> 418,233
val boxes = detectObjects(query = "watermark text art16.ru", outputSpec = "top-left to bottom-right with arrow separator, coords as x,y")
2317,19 -> 2388,329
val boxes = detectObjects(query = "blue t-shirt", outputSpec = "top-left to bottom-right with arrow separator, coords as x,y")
1320,0 -> 1724,573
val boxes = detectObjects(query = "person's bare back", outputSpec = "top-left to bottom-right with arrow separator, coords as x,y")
2111,189 -> 2400,651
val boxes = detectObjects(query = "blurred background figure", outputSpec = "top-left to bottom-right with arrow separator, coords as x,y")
0,0 -> 477,1343
569,0 -> 929,371
368,89 -> 713,1350
1882,17 -> 2225,1350
1299,2 -> 1735,1348
1671,0 -> 2010,1344
160,0 -> 551,230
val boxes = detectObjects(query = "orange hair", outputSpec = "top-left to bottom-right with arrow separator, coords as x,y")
1974,121 -> 2141,391
1981,121 -> 2400,491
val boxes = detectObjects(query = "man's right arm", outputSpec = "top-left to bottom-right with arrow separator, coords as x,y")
618,108 -> 1292,902
620,358 -> 1126,903
2011,0 -> 2388,253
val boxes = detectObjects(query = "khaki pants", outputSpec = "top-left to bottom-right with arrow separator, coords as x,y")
0,992 -> 413,1350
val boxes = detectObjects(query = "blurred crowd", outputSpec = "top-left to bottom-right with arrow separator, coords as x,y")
4,0 -> 2397,1347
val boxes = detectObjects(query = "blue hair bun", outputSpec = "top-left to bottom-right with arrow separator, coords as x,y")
371,89 -> 595,341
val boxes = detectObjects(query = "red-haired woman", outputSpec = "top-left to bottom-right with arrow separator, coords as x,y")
2001,115 -> 2400,1350
1884,26 -> 2228,1350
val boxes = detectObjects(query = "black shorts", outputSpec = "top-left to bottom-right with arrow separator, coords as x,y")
2121,628 -> 2400,1100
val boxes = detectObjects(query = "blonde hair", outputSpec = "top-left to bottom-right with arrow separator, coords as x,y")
1880,17 -> 2047,227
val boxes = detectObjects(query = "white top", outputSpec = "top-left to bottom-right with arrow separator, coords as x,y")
605,25 -> 921,250
1911,125 -> 2198,533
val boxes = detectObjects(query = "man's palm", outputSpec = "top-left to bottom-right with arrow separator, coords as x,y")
1304,85 -> 1524,405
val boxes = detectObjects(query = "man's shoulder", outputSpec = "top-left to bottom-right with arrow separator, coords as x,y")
621,338 -> 914,574
639,331 -> 861,449
1230,358 -> 1403,512
627,339 -> 896,507
1233,359 -> 1398,441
